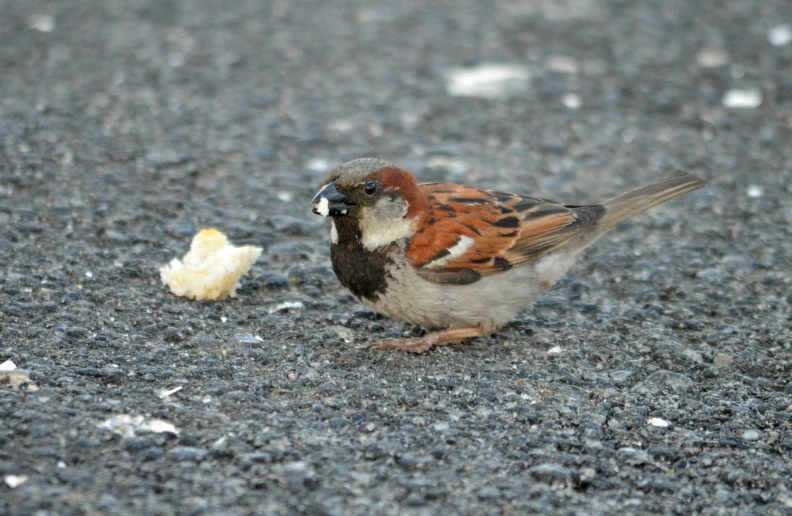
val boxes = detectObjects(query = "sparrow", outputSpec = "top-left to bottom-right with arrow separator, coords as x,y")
311,158 -> 706,353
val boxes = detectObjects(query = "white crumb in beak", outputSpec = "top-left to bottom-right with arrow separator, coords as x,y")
316,197 -> 330,217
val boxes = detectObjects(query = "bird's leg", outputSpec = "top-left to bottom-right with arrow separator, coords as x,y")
367,327 -> 484,353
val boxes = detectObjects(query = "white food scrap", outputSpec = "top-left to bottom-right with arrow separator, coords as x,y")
4,474 -> 28,488
98,415 -> 179,437
160,228 -> 262,301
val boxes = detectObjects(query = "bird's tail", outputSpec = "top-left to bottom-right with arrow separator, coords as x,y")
601,170 -> 707,229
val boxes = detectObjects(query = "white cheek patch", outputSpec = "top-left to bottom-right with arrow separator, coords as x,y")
358,200 -> 415,250
360,217 -> 414,250
425,235 -> 475,268
330,220 -> 338,244
316,197 -> 330,217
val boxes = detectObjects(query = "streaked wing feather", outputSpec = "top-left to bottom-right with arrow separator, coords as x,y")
407,183 -> 606,284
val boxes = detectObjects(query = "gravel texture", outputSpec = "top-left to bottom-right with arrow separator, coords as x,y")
2,1 -> 792,514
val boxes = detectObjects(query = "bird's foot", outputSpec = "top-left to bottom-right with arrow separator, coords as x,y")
366,327 -> 484,353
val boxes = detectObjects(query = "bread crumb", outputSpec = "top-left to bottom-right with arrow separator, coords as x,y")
160,228 -> 262,300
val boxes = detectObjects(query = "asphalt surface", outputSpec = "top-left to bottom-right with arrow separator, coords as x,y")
2,1 -> 792,514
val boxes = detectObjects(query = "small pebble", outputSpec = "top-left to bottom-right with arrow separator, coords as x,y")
547,346 -> 563,354
747,185 -> 763,198
562,92 -> 582,109
696,49 -> 730,68
168,53 -> 184,67
169,447 -> 208,462
404,493 -> 427,506
28,15 -> 55,33
696,268 -> 725,281
277,191 -> 294,202
98,415 -> 179,437
307,158 -> 330,173
636,370 -> 694,393
722,89 -> 762,109
329,120 -> 354,133
4,474 -> 28,488
158,386 -> 183,398
713,353 -> 734,369
778,493 -> 792,508
768,24 -> 792,47
323,398 -> 343,409
739,429 -> 760,440
433,422 -> 450,432
478,486 -> 501,500
64,326 -> 88,339
144,419 -> 179,435
529,463 -> 579,486
235,335 -> 264,345
610,370 -> 633,384
546,55 -> 579,74
2,370 -> 35,389
446,64 -> 531,99
268,301 -> 304,314
0,360 -> 16,371
647,417 -> 672,428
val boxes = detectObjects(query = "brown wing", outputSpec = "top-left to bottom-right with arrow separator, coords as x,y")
406,184 -> 605,285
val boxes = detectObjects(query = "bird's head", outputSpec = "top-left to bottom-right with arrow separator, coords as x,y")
311,158 -> 426,249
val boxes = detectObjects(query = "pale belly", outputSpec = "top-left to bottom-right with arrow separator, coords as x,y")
357,248 -> 582,335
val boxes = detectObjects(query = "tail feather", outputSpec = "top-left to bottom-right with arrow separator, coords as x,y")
601,170 -> 706,229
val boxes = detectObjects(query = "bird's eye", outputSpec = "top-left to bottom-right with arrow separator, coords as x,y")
364,181 -> 378,196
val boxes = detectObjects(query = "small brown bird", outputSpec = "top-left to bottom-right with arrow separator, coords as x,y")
311,159 -> 706,353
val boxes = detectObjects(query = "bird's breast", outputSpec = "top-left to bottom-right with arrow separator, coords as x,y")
329,217 -> 400,302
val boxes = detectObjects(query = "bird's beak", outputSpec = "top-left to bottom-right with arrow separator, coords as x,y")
311,182 -> 356,217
